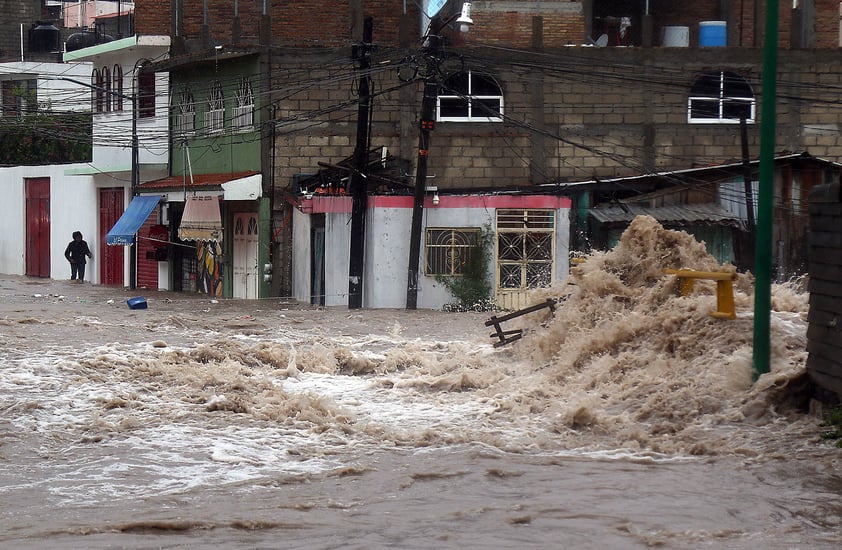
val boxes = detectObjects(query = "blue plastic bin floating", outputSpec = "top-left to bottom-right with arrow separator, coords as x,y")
699,21 -> 727,47
127,296 -> 148,310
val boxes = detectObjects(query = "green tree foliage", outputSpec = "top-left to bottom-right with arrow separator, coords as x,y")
0,113 -> 92,165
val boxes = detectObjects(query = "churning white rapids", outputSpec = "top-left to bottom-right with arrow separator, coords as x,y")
1,216 -> 840,549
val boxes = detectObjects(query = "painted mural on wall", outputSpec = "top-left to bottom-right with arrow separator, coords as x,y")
197,241 -> 223,297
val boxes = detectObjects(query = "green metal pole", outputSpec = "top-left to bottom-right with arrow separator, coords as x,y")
753,0 -> 779,378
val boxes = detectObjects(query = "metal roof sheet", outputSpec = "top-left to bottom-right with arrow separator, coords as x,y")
589,203 -> 742,226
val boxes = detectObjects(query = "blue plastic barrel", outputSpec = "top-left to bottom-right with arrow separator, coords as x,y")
699,21 -> 727,47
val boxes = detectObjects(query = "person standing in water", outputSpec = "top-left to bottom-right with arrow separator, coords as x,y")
64,231 -> 93,283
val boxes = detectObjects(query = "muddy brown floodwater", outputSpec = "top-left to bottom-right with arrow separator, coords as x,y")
1,217 -> 841,549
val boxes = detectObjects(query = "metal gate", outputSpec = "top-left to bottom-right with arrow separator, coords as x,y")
495,209 -> 555,310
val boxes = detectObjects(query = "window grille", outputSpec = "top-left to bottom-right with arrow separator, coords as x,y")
174,87 -> 195,137
496,210 -> 554,290
425,228 -> 480,276
232,77 -> 254,131
204,80 -> 225,134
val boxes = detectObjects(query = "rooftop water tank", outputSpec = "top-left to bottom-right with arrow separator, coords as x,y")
29,21 -> 60,53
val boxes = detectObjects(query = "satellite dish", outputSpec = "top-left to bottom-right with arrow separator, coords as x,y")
595,34 -> 609,47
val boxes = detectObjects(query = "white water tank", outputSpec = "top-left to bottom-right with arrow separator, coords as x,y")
661,26 -> 689,47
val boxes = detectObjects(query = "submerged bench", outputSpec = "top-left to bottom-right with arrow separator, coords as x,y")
665,269 -> 737,320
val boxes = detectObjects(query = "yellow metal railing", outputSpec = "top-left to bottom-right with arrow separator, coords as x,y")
665,269 -> 737,320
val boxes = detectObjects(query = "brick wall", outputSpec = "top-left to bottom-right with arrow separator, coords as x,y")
134,0 -> 171,36
134,1 -> 842,50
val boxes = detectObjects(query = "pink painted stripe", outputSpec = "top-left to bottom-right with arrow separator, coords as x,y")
370,194 -> 572,209
294,194 -> 572,213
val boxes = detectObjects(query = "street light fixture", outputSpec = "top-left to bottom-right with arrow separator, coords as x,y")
455,2 -> 473,33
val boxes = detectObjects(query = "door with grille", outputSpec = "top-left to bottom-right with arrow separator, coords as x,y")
495,209 -> 555,310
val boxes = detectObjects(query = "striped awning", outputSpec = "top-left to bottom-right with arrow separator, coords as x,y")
178,196 -> 223,242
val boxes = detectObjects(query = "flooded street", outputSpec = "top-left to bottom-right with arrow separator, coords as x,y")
1,219 -> 841,548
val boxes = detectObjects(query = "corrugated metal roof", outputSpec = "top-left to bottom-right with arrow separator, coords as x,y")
543,152 -> 841,191
139,171 -> 259,190
589,203 -> 742,226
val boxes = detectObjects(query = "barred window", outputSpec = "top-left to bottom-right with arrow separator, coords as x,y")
496,209 -> 554,290
173,87 -> 195,137
425,228 -> 480,276
232,77 -> 254,132
204,80 -> 225,134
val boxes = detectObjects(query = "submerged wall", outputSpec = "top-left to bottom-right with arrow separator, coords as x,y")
806,182 -> 842,402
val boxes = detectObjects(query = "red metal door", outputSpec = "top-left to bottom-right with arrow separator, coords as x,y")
136,215 -> 159,289
25,178 -> 50,278
99,188 -> 124,286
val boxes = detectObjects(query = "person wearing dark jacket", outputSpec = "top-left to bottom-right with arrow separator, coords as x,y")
64,231 -> 93,282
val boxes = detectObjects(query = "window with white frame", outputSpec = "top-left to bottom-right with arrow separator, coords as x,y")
425,228 -> 480,276
437,71 -> 504,122
232,77 -> 254,132
174,87 -> 195,137
204,80 -> 225,134
688,71 -> 755,124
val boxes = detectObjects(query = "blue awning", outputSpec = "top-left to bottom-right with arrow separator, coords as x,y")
106,195 -> 161,245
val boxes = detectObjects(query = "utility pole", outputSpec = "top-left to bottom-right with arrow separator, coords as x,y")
128,91 -> 138,290
405,34 -> 440,310
405,2 -> 472,309
61,75 -> 138,289
348,17 -> 373,309
753,0 -> 779,378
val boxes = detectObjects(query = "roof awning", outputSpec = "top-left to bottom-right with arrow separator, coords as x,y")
179,196 -> 223,242
222,173 -> 262,200
106,195 -> 161,245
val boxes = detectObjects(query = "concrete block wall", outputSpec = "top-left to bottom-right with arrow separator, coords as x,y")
268,44 -> 842,193
0,0 -> 42,61
807,182 -> 842,401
